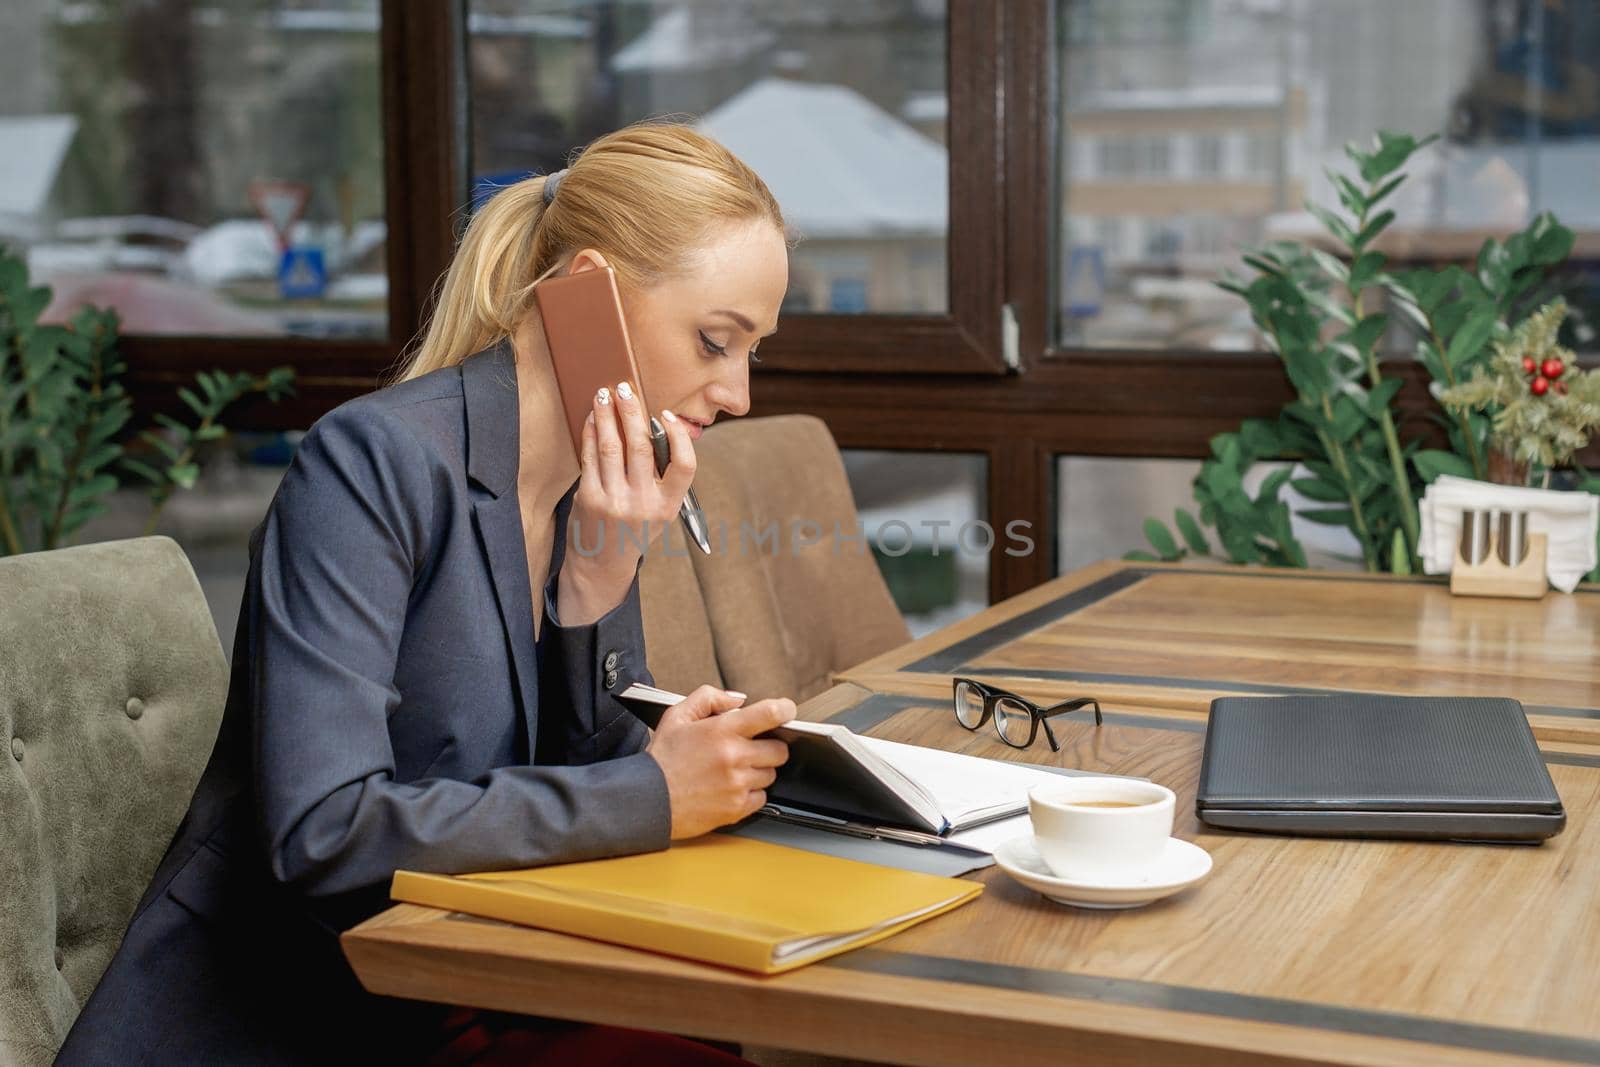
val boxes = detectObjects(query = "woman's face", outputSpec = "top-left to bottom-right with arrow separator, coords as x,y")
570,219 -> 788,439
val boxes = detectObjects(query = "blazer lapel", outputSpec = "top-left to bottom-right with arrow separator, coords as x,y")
462,342 -> 542,759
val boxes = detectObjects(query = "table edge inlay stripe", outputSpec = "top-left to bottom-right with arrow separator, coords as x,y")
825,950 -> 1600,1065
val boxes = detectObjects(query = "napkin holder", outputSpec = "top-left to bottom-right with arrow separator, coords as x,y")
1450,530 -> 1548,599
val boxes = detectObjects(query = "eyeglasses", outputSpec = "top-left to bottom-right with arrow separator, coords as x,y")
952,678 -> 1102,752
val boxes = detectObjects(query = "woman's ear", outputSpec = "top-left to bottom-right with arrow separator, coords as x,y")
568,248 -> 611,275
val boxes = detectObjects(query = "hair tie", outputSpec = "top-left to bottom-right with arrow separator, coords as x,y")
542,169 -> 568,205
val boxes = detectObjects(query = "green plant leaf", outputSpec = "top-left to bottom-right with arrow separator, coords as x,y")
1332,172 -> 1366,215
1143,518 -> 1181,561
1352,209 -> 1396,251
121,457 -> 164,485
1477,238 -> 1512,294
1308,248 -> 1350,285
1301,507 -> 1355,526
1341,313 -> 1389,357
1308,204 -> 1355,247
1123,550 -> 1159,562
1389,527 -> 1412,574
1258,466 -> 1295,503
178,387 -> 207,417
153,412 -> 189,436
1412,449 -> 1476,483
1365,378 -> 1404,416
1367,173 -> 1406,207
1529,214 -> 1575,264
1445,306 -> 1497,368
1347,251 -> 1387,291
167,463 -> 200,490
1291,476 -> 1348,503
1174,508 -> 1208,554
67,473 -> 118,506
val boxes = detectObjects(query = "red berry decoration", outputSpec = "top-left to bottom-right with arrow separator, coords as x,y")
1542,358 -> 1565,379
1531,376 -> 1550,396
1523,356 -> 1538,374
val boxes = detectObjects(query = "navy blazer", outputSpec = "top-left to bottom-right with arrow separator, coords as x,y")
58,343 -> 670,1064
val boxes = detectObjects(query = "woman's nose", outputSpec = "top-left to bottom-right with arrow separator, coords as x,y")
708,366 -> 751,417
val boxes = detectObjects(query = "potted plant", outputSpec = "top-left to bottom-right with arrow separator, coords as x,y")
0,246 -> 294,556
1130,130 -> 1579,574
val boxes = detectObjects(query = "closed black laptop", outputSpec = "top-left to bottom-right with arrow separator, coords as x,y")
1197,695 -> 1566,842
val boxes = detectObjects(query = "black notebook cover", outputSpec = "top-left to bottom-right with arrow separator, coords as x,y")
1197,695 -> 1565,841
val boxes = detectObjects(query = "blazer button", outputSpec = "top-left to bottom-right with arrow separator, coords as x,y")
603,651 -> 620,671
604,669 -> 619,690
10,737 -> 21,762
126,697 -> 146,721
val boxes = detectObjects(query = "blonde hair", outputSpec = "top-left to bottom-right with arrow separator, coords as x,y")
395,122 -> 785,382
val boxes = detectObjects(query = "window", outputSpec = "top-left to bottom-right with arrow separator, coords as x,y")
1052,0 -> 1600,352
1194,133 -> 1224,178
3,1 -> 387,339
467,0 -> 950,316
843,450 -> 989,635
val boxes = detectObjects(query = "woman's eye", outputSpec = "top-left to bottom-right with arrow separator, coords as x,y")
698,331 -> 727,357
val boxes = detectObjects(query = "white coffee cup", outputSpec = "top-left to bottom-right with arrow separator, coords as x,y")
1027,778 -> 1176,882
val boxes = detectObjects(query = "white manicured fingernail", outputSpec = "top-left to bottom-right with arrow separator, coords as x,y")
616,380 -> 634,401
662,409 -> 677,422
726,690 -> 747,700
596,387 -> 610,406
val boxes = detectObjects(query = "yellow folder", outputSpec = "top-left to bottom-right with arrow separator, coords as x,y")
391,834 -> 981,975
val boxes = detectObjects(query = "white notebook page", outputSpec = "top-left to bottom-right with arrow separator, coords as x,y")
855,734 -> 1094,828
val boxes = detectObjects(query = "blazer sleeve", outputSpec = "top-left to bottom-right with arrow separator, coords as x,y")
251,406 -> 672,898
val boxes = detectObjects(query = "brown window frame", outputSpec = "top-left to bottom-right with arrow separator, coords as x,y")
122,0 -> 1331,603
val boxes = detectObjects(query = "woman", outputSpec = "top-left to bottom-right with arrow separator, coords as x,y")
59,124 -> 797,1065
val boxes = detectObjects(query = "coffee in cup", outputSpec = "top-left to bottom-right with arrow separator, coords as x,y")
1027,778 -> 1176,882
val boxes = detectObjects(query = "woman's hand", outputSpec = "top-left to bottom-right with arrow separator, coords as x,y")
557,381 -> 696,625
646,685 -> 796,839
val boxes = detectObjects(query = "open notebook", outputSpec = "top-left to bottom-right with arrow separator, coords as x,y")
619,683 -> 1081,836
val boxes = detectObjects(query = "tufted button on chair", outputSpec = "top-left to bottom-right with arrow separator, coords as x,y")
0,537 -> 227,1066
639,415 -> 909,703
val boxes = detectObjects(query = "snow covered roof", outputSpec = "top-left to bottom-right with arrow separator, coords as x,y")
1070,84 -> 1284,114
0,115 -> 78,216
698,78 -> 947,239
611,7 -> 773,72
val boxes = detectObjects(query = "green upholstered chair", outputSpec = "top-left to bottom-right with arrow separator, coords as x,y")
0,537 -> 227,1066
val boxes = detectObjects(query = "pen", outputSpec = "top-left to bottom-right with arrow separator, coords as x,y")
649,416 -> 711,554
759,805 -> 990,858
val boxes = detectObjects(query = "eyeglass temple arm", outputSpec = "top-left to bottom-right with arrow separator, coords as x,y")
1040,697 -> 1103,727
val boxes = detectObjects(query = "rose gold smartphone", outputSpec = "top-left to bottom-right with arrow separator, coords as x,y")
532,265 -> 648,455
533,265 -> 712,552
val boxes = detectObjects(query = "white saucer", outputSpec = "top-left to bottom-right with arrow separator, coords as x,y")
992,835 -> 1212,910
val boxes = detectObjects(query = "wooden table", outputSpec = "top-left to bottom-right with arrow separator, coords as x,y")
343,563 -> 1600,1066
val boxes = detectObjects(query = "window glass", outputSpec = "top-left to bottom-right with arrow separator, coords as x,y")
841,450 -> 989,635
1056,456 -> 1362,573
1055,0 -> 1600,352
2,0 -> 387,338
468,0 -> 949,315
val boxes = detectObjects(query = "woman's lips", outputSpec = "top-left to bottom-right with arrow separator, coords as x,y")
685,419 -> 705,440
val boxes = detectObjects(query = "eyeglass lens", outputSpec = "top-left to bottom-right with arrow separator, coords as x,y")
954,681 -> 986,729
994,696 -> 1034,746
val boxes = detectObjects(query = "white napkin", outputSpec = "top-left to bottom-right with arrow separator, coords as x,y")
1418,475 -> 1598,592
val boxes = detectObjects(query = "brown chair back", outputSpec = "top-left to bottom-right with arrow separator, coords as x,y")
640,415 -> 908,703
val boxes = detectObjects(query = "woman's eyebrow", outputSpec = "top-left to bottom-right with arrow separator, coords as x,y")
710,309 -> 777,337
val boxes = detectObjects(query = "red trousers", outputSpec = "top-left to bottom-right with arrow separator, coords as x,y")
427,1009 -> 752,1066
